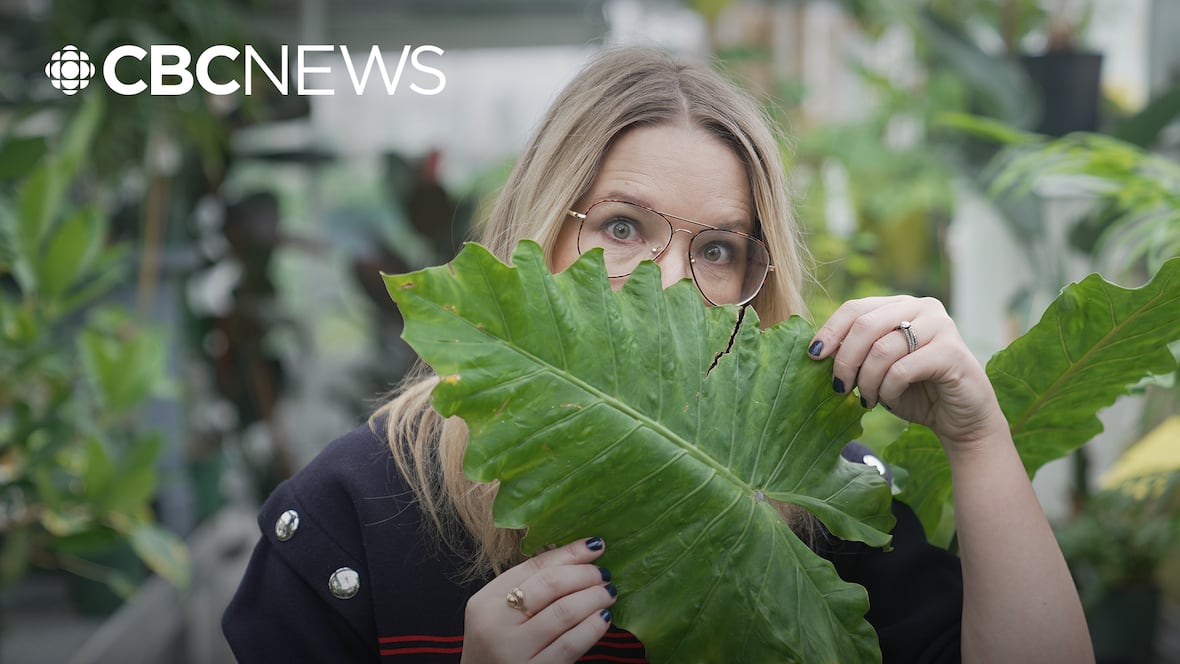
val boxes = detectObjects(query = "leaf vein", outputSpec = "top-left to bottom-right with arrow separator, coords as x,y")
1008,284 -> 1180,435
621,488 -> 745,596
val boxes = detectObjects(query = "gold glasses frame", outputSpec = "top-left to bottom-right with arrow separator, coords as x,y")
566,199 -> 775,306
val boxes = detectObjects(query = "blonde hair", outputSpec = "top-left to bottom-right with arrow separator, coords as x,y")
372,47 -> 812,579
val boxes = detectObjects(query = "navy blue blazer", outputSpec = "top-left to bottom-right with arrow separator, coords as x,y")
223,423 -> 962,662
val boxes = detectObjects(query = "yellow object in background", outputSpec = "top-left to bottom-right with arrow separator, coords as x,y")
1100,415 -> 1180,493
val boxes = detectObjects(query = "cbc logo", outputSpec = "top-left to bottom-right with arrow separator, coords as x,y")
41,43 -> 445,97
45,45 -> 97,96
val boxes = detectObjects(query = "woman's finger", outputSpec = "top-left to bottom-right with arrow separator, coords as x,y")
511,564 -> 614,621
851,324 -> 915,408
462,538 -> 610,663
490,537 -> 607,597
525,582 -> 617,656
806,296 -> 903,360
533,603 -> 615,664
827,301 -> 927,397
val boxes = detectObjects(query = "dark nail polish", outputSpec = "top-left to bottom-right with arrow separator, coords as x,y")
600,609 -> 612,623
599,567 -> 612,582
605,583 -> 617,598
860,396 -> 868,408
808,339 -> 824,356
586,537 -> 604,551
833,377 -> 845,394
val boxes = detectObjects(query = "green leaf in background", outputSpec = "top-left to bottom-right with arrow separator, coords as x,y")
14,163 -> 61,292
888,257 -> 1180,536
81,438 -> 116,506
0,135 -> 48,182
384,241 -> 894,664
37,207 -> 104,298
11,94 -> 104,295
78,311 -> 167,414
942,116 -> 1180,275
0,198 -> 16,274
128,524 -> 192,590
101,434 -> 163,515
58,93 -> 104,169
910,9 -> 1038,128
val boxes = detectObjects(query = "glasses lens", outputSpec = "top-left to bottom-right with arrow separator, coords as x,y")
578,201 -> 671,277
690,230 -> 770,305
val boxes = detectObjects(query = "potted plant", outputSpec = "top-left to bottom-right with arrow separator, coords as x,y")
0,96 -> 190,614
931,0 -> 1102,134
1056,418 -> 1180,662
1012,0 -> 1104,136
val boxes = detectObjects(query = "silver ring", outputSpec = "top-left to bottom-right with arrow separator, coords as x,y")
897,321 -> 918,353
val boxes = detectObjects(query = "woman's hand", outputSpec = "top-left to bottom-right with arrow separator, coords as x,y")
808,296 -> 1094,662
807,295 -> 1008,452
461,537 -> 617,664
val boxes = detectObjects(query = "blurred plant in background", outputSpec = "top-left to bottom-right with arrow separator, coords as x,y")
1059,467 -> 1180,609
950,115 -> 1180,278
788,68 -> 961,320
0,95 -> 190,610
0,0 -> 292,614
1057,445 -> 1180,662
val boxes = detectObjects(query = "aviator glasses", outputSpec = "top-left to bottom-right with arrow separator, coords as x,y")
567,199 -> 773,306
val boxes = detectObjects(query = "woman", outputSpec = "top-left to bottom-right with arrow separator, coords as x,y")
224,47 -> 1092,663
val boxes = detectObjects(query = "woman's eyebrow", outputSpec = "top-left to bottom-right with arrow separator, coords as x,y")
594,190 -> 753,232
595,190 -> 656,209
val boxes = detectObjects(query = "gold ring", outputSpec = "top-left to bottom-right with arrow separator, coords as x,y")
506,587 -> 530,616
896,321 -> 918,353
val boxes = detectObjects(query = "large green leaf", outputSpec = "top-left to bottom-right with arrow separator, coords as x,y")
384,241 -> 893,663
888,257 -> 1180,536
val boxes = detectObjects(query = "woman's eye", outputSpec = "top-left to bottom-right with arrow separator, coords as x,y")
701,241 -> 733,263
604,218 -> 639,241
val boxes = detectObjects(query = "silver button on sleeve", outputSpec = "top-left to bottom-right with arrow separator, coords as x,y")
274,509 -> 300,541
329,567 -> 360,599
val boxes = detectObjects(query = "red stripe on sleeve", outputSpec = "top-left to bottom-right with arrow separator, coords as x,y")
378,634 -> 465,644
592,640 -> 647,649
379,646 -> 464,656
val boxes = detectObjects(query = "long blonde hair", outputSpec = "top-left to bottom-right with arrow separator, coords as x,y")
372,47 -> 812,579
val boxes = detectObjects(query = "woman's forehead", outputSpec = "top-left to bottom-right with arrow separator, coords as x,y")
582,124 -> 754,232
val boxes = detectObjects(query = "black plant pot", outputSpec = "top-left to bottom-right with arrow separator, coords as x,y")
1088,584 -> 1160,664
1020,51 -> 1104,136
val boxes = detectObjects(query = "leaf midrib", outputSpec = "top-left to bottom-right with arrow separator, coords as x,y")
417,289 -> 759,498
